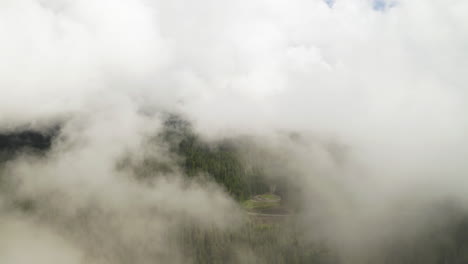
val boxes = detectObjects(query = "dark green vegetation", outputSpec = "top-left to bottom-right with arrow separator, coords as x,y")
3,117 -> 468,263
176,221 -> 335,264
120,115 -> 468,264
0,130 -> 55,151
0,127 -> 58,162
133,114 -> 272,201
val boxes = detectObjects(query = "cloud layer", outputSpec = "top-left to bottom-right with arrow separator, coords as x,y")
1,0 -> 468,263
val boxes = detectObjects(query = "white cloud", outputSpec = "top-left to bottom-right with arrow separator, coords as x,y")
1,0 -> 467,262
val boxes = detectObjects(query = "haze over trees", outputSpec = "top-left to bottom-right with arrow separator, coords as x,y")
2,116 -> 468,263
1,0 -> 467,263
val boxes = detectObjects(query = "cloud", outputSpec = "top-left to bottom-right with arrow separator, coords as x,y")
1,0 -> 468,262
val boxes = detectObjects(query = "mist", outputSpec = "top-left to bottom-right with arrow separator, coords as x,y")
1,0 -> 468,263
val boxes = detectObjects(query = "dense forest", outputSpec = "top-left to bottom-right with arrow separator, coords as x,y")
161,114 -> 272,200
2,117 -> 468,263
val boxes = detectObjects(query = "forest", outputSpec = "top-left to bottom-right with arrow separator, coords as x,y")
2,116 -> 468,264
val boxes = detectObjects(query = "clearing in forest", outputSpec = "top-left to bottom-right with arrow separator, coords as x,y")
242,193 -> 290,217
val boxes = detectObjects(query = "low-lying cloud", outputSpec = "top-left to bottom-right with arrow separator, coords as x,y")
1,0 -> 468,263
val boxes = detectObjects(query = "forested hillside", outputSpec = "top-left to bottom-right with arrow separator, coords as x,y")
162,114 -> 271,200
3,117 -> 468,264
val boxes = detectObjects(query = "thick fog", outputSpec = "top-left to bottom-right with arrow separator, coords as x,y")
1,0 -> 467,263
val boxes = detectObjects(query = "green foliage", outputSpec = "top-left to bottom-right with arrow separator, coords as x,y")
242,200 -> 280,211
257,193 -> 281,200
175,221 -> 336,264
161,114 -> 270,200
